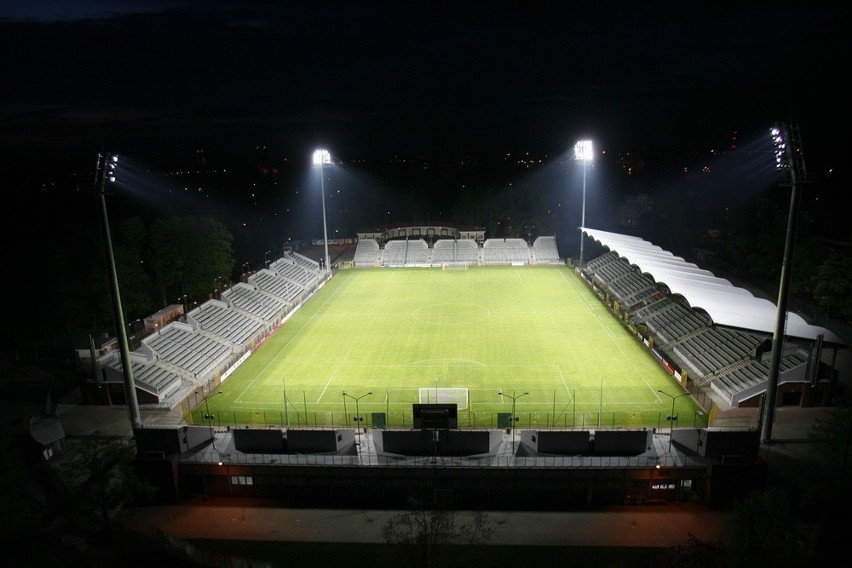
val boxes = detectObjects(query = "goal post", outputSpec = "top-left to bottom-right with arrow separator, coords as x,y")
418,387 -> 469,410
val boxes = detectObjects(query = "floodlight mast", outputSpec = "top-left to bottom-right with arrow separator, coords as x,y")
574,140 -> 593,267
312,149 -> 333,277
761,123 -> 806,445
95,152 -> 142,430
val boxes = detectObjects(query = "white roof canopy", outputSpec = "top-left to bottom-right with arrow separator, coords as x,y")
582,228 -> 844,345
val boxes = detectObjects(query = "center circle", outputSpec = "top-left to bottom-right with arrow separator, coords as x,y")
412,303 -> 491,325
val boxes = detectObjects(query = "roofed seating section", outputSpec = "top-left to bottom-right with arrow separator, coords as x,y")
583,245 -> 814,407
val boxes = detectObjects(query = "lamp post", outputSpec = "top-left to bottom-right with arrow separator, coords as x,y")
212,276 -> 223,300
312,148 -> 333,277
242,261 -> 250,280
761,123 -> 806,445
343,391 -> 372,455
282,378 -> 290,429
202,390 -> 224,449
657,389 -> 690,453
574,139 -> 593,267
94,152 -> 142,430
499,390 -> 529,448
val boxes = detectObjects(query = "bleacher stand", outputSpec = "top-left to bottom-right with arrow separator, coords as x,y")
382,240 -> 408,266
482,238 -> 531,265
186,300 -> 266,348
584,249 -> 812,406
432,238 -> 480,265
354,239 -> 380,266
532,236 -> 560,263
222,282 -> 289,323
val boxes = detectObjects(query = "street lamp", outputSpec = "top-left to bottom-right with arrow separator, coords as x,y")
342,391 -> 372,455
282,378 -> 290,429
202,390 -> 224,449
312,148 -> 333,277
212,276 -> 223,300
264,250 -> 271,269
499,390 -> 529,448
94,152 -> 142,430
242,261 -> 250,280
574,139 -> 593,267
657,389 -> 690,453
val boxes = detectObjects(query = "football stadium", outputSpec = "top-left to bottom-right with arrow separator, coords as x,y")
85,223 -> 846,510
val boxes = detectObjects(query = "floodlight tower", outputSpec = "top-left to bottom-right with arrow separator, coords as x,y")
312,148 -> 333,276
574,139 -> 594,267
761,123 -> 807,445
95,152 -> 142,430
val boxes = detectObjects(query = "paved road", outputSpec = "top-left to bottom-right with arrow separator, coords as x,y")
116,499 -> 725,549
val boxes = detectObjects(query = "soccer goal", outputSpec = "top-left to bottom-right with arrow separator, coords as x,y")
418,387 -> 469,410
441,262 -> 469,271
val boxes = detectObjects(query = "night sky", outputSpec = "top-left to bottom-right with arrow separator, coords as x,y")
1,2 -> 846,172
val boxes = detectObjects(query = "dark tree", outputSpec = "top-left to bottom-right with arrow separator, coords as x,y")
54,435 -> 156,534
381,500 -> 495,568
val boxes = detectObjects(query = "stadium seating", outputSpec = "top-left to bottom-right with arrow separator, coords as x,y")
585,249 -> 812,406
482,238 -> 531,264
532,236 -> 560,263
353,239 -> 380,266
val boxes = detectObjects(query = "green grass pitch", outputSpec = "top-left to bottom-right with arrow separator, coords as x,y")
195,266 -> 706,430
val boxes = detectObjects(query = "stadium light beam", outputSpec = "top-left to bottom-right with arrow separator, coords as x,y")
574,139 -> 593,267
761,123 -> 807,445
499,390 -> 529,449
343,391 -> 372,456
312,148 -> 333,277
657,389 -> 689,453
95,152 -> 142,430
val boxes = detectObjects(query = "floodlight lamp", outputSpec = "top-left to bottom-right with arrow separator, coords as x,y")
574,140 -> 593,162
771,125 -> 790,170
312,149 -> 332,166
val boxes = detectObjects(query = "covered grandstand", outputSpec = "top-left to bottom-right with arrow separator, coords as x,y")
579,227 -> 846,409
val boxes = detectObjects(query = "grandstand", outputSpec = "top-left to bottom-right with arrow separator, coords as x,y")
350,236 -> 556,268
92,250 -> 324,408
579,228 -> 845,409
353,238 -> 380,266
532,236 -> 560,264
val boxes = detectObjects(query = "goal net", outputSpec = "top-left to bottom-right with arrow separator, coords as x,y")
441,262 -> 469,271
418,387 -> 469,410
